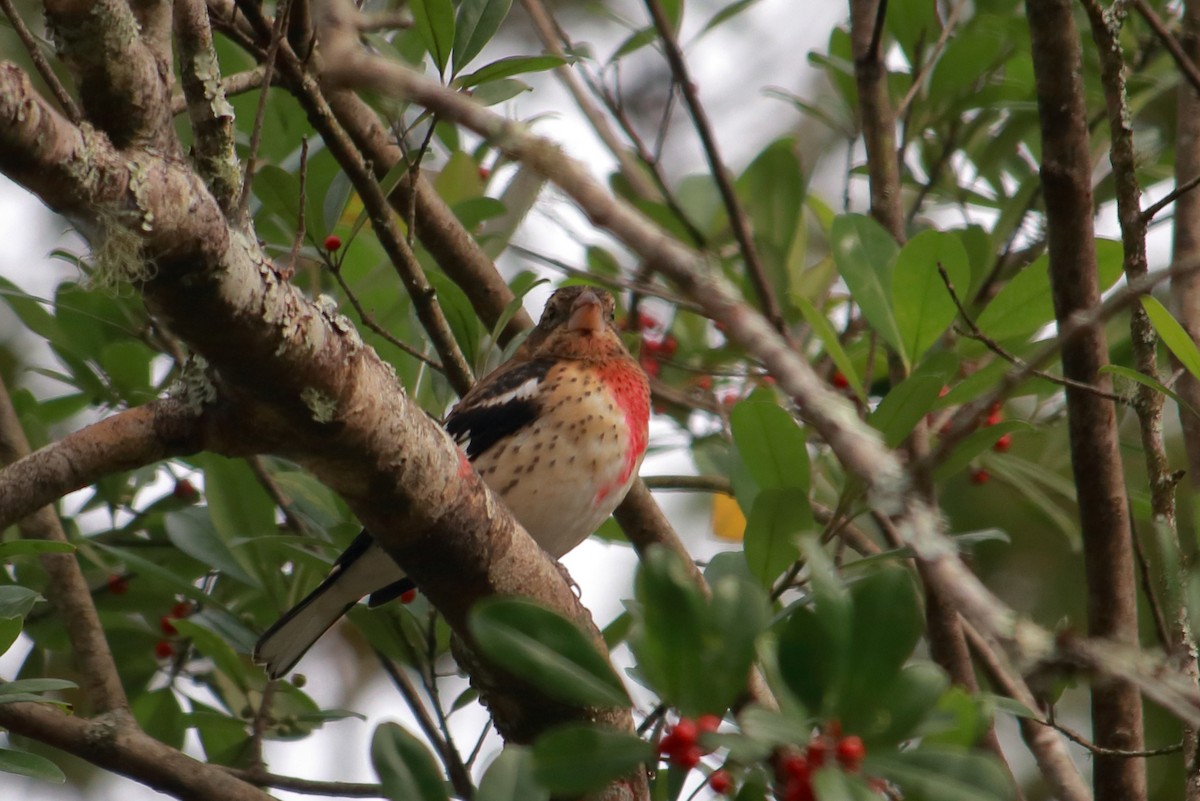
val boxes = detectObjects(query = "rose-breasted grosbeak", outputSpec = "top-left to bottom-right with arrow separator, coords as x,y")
254,286 -> 651,678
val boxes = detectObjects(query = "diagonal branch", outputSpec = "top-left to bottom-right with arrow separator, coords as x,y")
641,0 -> 785,334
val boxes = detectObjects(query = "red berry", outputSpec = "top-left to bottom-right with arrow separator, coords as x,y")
478,167 -> 491,181
657,732 -> 678,756
939,385 -> 950,397
708,770 -> 732,794
400,589 -> 418,604
985,411 -> 1003,426
660,335 -> 678,358
170,601 -> 192,619
760,375 -> 776,386
970,468 -> 990,485
806,738 -> 828,767
676,744 -> 702,769
694,375 -> 713,391
832,371 -> 849,389
784,776 -> 815,801
781,754 -> 809,780
639,312 -> 659,331
154,640 -> 174,659
324,234 -> 342,251
994,433 -> 1013,452
836,735 -> 866,770
107,575 -> 130,596
160,614 -> 178,636
671,718 -> 698,745
696,714 -> 721,734
173,479 -> 198,503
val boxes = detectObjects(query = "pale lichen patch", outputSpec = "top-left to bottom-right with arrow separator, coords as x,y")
301,386 -> 337,423
169,355 -> 217,408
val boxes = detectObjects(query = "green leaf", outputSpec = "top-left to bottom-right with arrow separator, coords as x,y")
812,767 -> 880,801
476,747 -> 549,801
0,618 -> 23,656
892,230 -> 971,362
830,214 -> 903,363
869,746 -> 1014,801
730,401 -> 809,490
1142,295 -> 1200,381
632,546 -> 768,715
697,0 -> 763,38
164,508 -> 261,589
612,25 -> 657,59
532,723 -> 652,796
470,78 -> 532,105
171,618 -> 248,689
410,0 -> 456,74
457,55 -> 566,89
870,352 -> 959,448
972,254 -> 1052,345
0,540 -> 75,561
794,295 -> 866,402
0,586 -> 43,619
371,723 -> 452,801
198,455 -> 277,543
453,0 -> 513,76
0,678 -> 77,696
933,420 -> 1032,482
132,688 -> 185,750
468,598 -> 629,707
0,748 -> 65,783
1100,364 -> 1197,418
863,662 -> 948,746
744,488 -> 810,587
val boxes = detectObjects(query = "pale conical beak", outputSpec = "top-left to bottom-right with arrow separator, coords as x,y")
567,290 -> 604,333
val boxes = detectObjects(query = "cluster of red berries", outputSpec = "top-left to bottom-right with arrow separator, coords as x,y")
778,727 -> 868,801
657,714 -> 721,770
154,600 -> 194,661
633,312 -> 678,379
969,402 -> 1012,486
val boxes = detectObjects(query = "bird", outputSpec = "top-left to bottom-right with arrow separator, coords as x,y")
254,286 -> 651,678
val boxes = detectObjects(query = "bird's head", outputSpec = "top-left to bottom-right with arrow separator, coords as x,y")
521,286 -> 629,361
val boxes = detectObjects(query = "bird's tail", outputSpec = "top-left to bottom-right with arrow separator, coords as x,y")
253,531 -> 410,679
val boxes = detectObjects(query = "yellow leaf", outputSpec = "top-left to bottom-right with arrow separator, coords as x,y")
712,493 -> 746,542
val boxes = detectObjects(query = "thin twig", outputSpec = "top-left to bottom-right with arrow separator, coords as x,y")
245,680 -> 277,772
1132,0 -> 1200,98
376,651 -> 474,799
1045,707 -> 1183,758
641,475 -> 731,493
328,262 -> 445,372
641,0 -> 786,334
895,0 -> 969,118
237,0 -> 292,218
224,767 -> 384,797
1131,514 -> 1173,650
1142,172 -> 1200,222
939,263 -> 1126,403
0,0 -> 81,123
288,138 -> 309,274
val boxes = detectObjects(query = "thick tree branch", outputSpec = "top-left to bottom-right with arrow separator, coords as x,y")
1027,4 -> 1146,799
0,701 -> 275,801
174,0 -> 243,216
0,399 -> 205,533
43,0 -> 174,150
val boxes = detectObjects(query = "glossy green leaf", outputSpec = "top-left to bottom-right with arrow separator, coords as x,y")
457,55 -> 565,88
0,678 -> 76,696
892,230 -> 971,362
812,768 -> 879,801
0,748 -> 65,783
171,618 -> 247,688
632,546 -> 768,715
0,618 -> 22,656
198,455 -> 277,542
831,214 -> 903,362
477,747 -> 548,801
0,540 -> 75,560
410,0 -> 455,74
744,488 -> 810,587
861,663 -> 948,746
469,598 -> 629,707
132,688 -> 186,750
453,0 -> 513,75
164,508 -> 260,589
532,723 -> 652,796
730,401 -> 809,490
1101,364 -> 1198,418
778,602 -> 839,715
372,723 -> 452,801
869,746 -> 1014,801
0,586 -> 43,619
870,352 -> 958,448
794,295 -> 866,402
1142,295 -> 1200,381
